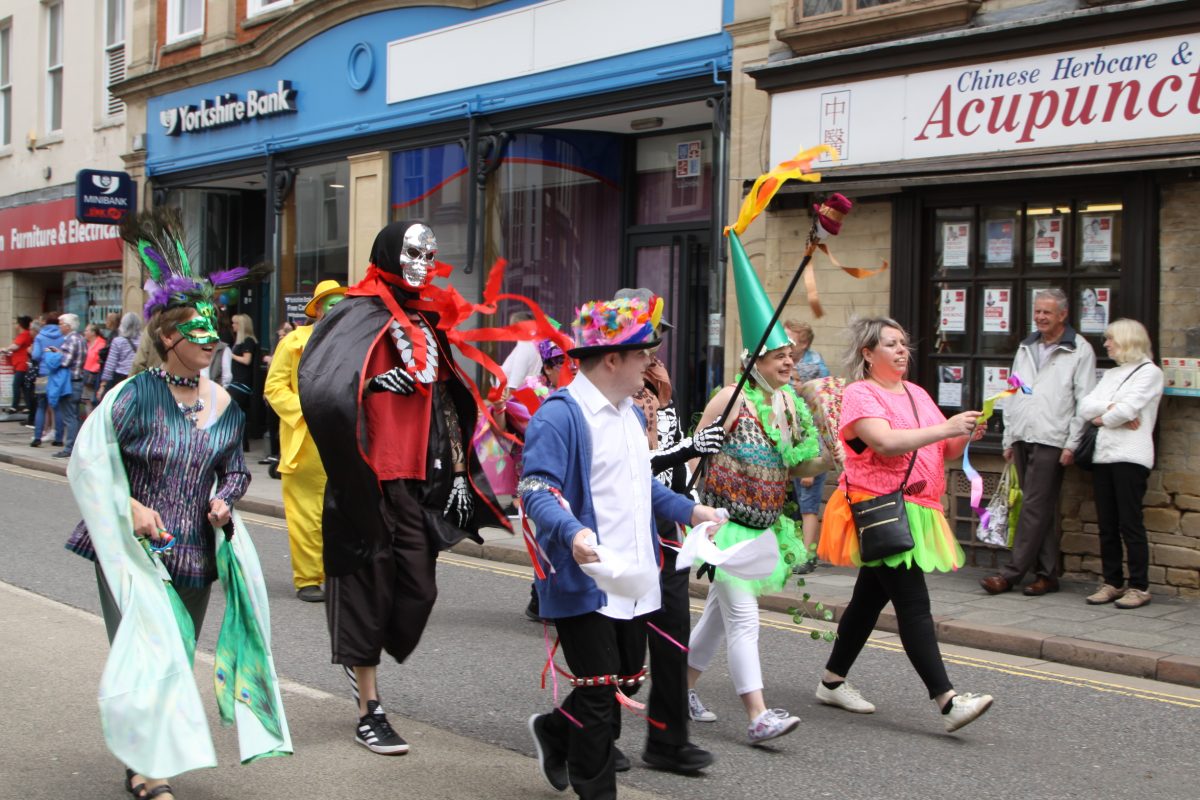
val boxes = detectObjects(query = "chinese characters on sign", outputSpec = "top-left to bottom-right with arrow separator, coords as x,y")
818,90 -> 850,162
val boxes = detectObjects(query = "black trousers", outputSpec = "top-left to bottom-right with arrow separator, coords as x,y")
1002,441 -> 1065,583
1092,462 -> 1151,591
825,564 -> 952,698
543,612 -> 647,800
645,546 -> 690,748
326,478 -> 438,666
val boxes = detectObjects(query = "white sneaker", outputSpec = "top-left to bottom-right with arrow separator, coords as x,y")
688,689 -> 717,722
815,681 -> 876,714
747,708 -> 800,746
943,692 -> 993,732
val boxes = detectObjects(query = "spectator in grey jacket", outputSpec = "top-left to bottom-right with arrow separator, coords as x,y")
981,288 -> 1095,598
98,312 -> 142,399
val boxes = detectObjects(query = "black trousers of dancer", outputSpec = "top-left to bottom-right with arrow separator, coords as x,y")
326,477 -> 438,666
543,612 -> 647,800
825,564 -> 952,698
1092,462 -> 1151,591
645,546 -> 690,748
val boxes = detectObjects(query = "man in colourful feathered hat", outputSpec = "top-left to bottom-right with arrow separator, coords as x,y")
263,279 -> 345,604
521,295 -> 727,800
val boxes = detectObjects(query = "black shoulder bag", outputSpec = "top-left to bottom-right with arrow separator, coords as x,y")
1074,361 -> 1148,471
845,386 -> 920,562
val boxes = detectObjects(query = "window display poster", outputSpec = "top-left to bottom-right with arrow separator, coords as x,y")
1033,216 -> 1063,264
676,140 -> 702,179
982,288 -> 1011,333
939,288 -> 967,333
942,222 -> 970,268
986,219 -> 1014,264
984,366 -> 1014,410
1079,286 -> 1110,334
938,364 -> 964,408
1081,215 -> 1113,264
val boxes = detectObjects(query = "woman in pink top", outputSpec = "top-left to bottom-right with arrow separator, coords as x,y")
814,317 -> 995,733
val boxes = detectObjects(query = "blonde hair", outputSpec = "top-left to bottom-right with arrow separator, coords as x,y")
233,313 -> 256,345
844,316 -> 909,383
784,319 -> 814,346
1104,318 -> 1153,365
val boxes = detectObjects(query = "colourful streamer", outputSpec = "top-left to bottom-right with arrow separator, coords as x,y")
963,374 -> 1032,530
724,144 -> 838,237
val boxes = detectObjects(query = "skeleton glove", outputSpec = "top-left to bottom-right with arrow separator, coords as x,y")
444,474 -> 473,528
368,367 -> 416,396
649,421 -> 727,475
691,422 -> 726,454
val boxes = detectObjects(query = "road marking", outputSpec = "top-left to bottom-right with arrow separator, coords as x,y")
0,463 -> 67,483
440,552 -> 1200,709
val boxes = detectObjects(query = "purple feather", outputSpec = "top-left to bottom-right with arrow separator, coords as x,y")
208,266 -> 249,287
143,246 -> 168,271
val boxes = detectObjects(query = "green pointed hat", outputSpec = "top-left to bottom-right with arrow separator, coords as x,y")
728,231 -> 791,356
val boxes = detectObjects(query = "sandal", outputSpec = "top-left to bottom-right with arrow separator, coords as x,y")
145,785 -> 175,799
124,769 -> 148,800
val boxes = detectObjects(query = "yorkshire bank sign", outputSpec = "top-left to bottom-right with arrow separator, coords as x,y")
769,33 -> 1200,167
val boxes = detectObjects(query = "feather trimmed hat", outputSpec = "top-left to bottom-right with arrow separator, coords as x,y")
568,296 -> 663,358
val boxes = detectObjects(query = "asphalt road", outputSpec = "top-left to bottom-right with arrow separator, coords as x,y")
2,462 -> 1199,800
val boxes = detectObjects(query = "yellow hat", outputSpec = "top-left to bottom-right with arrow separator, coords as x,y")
304,280 -> 346,318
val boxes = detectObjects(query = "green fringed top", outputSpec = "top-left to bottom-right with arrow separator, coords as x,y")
740,379 -> 820,468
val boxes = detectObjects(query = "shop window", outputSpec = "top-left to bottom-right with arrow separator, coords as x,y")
247,0 -> 292,18
634,131 -> 713,225
391,143 -> 470,270
167,0 -> 204,44
292,161 -> 350,292
63,270 -> 123,329
779,0 -> 980,56
45,0 -> 62,133
104,0 -> 125,117
922,195 -> 1123,445
1,22 -> 10,147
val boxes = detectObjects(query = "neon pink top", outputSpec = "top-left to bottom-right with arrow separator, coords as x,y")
838,380 -> 948,509
84,335 -> 106,372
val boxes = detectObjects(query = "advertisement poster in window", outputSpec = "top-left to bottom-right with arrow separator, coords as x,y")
982,288 -> 1011,333
1079,286 -> 1110,334
938,364 -> 965,408
1080,215 -> 1113,264
1033,216 -> 1063,264
984,366 -> 1013,409
986,219 -> 1014,264
939,288 -> 967,333
676,140 -> 701,179
942,222 -> 970,268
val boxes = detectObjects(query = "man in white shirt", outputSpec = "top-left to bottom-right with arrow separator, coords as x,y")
521,296 -> 724,800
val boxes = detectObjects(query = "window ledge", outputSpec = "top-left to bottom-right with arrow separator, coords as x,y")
94,117 -> 124,132
779,0 -> 982,57
162,33 -> 202,55
35,132 -> 64,148
0,146 -> 12,159
243,4 -> 294,31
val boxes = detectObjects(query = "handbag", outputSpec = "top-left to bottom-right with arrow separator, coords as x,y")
1074,362 -> 1148,471
977,466 -> 1011,548
845,386 -> 919,562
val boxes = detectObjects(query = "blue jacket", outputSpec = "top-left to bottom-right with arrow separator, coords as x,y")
520,388 -> 696,619
32,326 -> 71,404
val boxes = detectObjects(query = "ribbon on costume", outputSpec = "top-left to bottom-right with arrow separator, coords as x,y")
724,145 -> 836,237
963,373 -> 1032,530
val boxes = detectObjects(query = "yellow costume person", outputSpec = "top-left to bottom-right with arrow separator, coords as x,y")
264,280 -> 346,602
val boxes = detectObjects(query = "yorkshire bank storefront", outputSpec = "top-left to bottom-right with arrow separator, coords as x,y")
0,197 -> 125,330
743,1 -> 1200,593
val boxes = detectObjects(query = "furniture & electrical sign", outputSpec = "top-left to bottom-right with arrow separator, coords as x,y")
159,80 -> 298,136
770,33 -> 1200,166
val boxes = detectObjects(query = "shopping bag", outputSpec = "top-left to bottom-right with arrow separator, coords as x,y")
977,468 -> 1011,547
1006,463 -> 1022,548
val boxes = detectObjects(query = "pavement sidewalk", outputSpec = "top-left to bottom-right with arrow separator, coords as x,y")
4,414 -> 1199,689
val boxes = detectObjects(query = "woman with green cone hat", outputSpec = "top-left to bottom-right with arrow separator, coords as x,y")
684,230 -> 824,746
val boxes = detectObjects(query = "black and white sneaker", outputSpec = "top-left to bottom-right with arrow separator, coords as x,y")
356,700 -> 409,755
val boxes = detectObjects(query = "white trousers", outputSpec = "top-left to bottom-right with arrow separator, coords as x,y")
687,580 -> 763,696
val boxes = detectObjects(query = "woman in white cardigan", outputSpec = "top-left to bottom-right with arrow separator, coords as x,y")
1077,319 -> 1164,609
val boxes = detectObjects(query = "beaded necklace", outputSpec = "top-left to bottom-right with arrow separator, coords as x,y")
148,366 -> 205,425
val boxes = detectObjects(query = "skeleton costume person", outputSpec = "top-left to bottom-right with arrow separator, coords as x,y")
298,220 -> 562,755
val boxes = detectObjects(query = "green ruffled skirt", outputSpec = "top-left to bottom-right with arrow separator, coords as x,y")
710,514 -> 807,596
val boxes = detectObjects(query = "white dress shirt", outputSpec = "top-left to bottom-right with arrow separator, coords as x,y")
501,340 -> 543,385
568,371 -> 660,620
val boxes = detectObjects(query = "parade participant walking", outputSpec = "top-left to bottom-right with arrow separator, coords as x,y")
817,317 -> 993,733
299,220 -> 548,755
685,238 -> 823,746
64,209 -> 289,800
98,313 -> 142,399
522,294 -> 726,800
1077,319 -> 1164,609
982,288 -> 1095,597
264,280 -> 346,603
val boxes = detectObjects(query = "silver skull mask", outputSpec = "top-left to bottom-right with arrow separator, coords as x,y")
399,223 -> 437,289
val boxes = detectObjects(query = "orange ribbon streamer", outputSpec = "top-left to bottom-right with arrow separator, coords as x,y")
725,144 -> 839,237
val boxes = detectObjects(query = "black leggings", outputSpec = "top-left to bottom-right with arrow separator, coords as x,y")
825,564 -> 952,698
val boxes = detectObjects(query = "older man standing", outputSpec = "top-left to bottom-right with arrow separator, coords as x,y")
51,313 -> 87,459
982,288 -> 1095,597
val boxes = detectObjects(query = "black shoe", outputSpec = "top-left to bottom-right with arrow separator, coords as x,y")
525,599 -> 543,622
29,439 -> 42,448
642,741 -> 715,774
613,745 -> 631,773
51,450 -> 71,459
51,440 -> 64,447
296,585 -> 325,603
528,714 -> 568,792
268,463 -> 281,480
792,557 -> 818,575
356,700 -> 409,755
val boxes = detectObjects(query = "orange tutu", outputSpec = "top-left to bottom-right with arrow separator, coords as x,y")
817,489 -> 964,572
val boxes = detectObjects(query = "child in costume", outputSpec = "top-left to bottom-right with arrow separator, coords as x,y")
65,209 -> 290,800
685,231 -> 823,746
